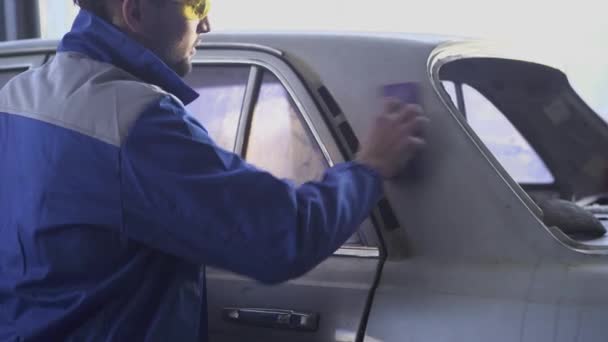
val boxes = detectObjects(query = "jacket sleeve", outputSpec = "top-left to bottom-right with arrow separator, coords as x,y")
120,96 -> 383,283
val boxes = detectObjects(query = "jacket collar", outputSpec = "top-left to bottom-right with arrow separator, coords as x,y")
59,9 -> 198,105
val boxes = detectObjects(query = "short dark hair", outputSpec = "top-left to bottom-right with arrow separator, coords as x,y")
73,0 -> 109,20
73,0 -> 166,21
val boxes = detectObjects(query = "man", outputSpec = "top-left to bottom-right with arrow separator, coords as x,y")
0,0 -> 428,340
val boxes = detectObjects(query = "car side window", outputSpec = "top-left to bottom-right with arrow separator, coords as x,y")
0,68 -> 27,89
442,81 -> 555,184
245,71 -> 365,245
183,66 -> 250,151
245,72 -> 327,184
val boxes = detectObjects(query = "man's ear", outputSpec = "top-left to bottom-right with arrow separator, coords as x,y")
121,0 -> 145,34
199,17 -> 211,34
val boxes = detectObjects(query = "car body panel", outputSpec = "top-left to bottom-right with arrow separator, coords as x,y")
2,33 -> 608,342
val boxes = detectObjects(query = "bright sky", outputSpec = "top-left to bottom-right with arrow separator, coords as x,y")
211,0 -> 603,38
38,0 -> 608,117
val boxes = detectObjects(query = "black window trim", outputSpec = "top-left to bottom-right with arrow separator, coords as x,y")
0,66 -> 28,74
234,66 -> 262,156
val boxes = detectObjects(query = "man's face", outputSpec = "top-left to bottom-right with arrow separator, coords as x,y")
136,0 -> 210,76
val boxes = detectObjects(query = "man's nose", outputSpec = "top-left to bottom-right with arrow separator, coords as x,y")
197,17 -> 211,34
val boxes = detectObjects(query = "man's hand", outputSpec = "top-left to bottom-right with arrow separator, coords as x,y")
356,98 -> 430,179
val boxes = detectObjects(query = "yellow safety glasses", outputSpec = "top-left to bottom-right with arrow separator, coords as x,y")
171,0 -> 211,20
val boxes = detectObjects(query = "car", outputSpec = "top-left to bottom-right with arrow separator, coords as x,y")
1,32 -> 608,342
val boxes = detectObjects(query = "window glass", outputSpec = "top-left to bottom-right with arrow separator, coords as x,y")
245,72 -> 327,184
461,84 -> 554,184
183,66 -> 250,151
441,81 -> 458,105
245,71 -> 365,245
0,68 -> 26,88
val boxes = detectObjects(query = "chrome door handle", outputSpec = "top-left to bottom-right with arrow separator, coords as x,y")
222,307 -> 319,331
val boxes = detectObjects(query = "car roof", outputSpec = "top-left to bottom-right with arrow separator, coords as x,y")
0,31 -> 458,55
0,32 -> 570,76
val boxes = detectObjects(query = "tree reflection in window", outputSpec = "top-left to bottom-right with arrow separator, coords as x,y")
184,66 -> 250,151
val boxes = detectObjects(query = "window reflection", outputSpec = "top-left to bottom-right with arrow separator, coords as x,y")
245,72 -> 327,184
184,66 -> 250,151
462,84 -> 554,184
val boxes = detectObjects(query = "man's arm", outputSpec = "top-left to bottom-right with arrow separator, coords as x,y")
120,96 -> 383,283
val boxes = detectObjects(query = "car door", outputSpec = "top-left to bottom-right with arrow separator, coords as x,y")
183,46 -> 384,342
0,51 -> 46,88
